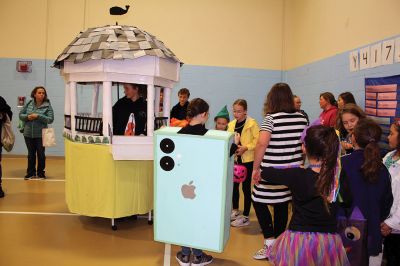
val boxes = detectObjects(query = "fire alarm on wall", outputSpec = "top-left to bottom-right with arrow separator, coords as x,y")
16,61 -> 32,73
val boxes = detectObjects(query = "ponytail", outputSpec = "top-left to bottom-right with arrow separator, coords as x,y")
354,119 -> 383,183
316,128 -> 340,209
304,126 -> 340,210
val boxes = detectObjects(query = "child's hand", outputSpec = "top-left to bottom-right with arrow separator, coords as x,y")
234,133 -> 240,145
252,169 -> 261,185
236,145 -> 248,156
381,222 -> 392,236
341,141 -> 353,150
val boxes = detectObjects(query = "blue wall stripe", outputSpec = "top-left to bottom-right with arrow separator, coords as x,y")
0,59 -> 281,156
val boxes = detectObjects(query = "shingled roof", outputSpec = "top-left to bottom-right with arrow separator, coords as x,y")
53,25 -> 181,68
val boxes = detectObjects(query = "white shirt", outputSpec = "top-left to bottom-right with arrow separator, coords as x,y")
383,150 -> 400,233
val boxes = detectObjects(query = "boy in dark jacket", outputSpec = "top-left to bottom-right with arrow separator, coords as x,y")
112,83 -> 147,136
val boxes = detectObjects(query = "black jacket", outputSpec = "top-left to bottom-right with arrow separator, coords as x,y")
0,96 -> 12,122
170,102 -> 188,120
112,97 -> 147,136
178,124 -> 237,156
0,96 -> 12,149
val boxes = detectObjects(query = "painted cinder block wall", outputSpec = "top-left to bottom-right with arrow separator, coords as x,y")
1,0 -> 400,155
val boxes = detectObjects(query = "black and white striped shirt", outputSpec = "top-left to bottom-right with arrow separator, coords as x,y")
252,112 -> 308,204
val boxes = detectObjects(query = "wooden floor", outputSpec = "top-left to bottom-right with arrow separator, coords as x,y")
0,157 -> 271,266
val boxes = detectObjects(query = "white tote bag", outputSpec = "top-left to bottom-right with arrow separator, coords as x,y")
1,114 -> 15,152
42,127 -> 56,147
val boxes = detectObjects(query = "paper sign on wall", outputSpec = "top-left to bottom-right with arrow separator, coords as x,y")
382,39 -> 394,65
349,50 -> 359,72
359,47 -> 370,70
395,37 -> 400,63
349,36 -> 400,71
370,43 -> 382,68
365,76 -> 400,153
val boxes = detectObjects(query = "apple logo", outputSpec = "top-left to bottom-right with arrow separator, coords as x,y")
181,181 -> 196,199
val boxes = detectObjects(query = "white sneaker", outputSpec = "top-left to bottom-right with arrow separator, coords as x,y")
253,245 -> 271,260
231,215 -> 250,227
230,210 -> 240,221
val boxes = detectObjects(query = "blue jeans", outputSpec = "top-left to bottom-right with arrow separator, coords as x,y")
181,246 -> 202,257
24,137 -> 46,176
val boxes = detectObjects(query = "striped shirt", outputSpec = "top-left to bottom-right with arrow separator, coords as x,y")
252,112 -> 308,204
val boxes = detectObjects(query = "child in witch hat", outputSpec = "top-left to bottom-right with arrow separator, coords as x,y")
214,105 -> 230,131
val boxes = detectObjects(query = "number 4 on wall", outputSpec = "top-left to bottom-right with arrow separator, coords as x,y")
359,47 -> 370,70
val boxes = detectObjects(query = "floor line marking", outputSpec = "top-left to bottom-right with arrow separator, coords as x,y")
163,243 -> 171,266
2,178 -> 65,182
0,211 -> 78,216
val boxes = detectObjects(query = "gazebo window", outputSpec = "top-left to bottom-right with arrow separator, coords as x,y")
74,82 -> 103,135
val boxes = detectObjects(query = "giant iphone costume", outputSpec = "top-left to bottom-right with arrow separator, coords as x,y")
154,127 -> 234,252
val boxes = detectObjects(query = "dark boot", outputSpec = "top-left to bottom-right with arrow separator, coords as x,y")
0,186 -> 4,198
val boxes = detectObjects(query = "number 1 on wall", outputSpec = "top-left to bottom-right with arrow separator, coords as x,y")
370,43 -> 382,68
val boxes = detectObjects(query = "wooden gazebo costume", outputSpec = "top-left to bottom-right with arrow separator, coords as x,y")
54,25 -> 181,229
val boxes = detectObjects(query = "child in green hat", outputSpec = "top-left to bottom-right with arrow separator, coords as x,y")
214,105 -> 230,131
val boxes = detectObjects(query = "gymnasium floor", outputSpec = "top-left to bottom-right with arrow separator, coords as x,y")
0,157 -> 271,266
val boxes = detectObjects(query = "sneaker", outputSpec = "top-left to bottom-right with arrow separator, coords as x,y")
192,252 -> 213,266
230,210 -> 240,221
37,173 -> 46,180
0,186 -> 4,198
253,245 -> 270,260
231,215 -> 250,227
24,175 -> 35,180
176,251 -> 191,266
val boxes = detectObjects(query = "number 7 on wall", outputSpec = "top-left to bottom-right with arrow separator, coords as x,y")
382,39 -> 394,65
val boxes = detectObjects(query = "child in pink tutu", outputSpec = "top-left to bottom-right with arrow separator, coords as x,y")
253,125 -> 351,265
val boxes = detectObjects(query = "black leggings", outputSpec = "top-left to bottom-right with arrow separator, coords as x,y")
383,234 -> 400,266
232,161 -> 253,216
253,201 -> 289,239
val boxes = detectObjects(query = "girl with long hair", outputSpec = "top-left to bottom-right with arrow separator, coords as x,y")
251,83 -> 308,260
341,119 -> 393,264
381,121 -> 400,265
257,125 -> 351,265
336,103 -> 366,154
